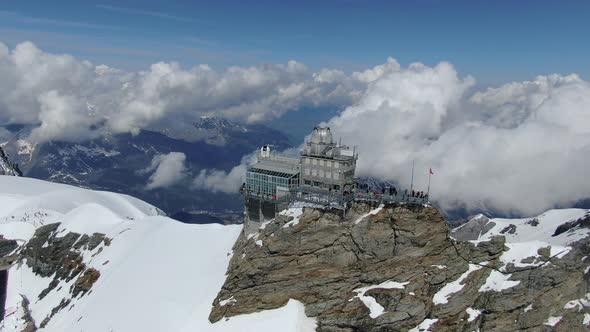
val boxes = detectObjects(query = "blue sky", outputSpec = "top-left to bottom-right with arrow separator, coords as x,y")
0,0 -> 588,85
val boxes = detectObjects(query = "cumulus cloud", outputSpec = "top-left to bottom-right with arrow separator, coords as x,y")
29,91 -> 99,142
192,154 -> 255,193
326,62 -> 590,216
2,40 -> 589,216
143,152 -> 187,190
0,41 -> 365,142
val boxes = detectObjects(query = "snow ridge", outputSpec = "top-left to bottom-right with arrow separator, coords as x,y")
0,176 -> 315,332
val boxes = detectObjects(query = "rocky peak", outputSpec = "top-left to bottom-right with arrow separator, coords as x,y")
0,146 -> 22,176
210,202 -> 590,331
191,116 -> 248,146
194,116 -> 247,132
18,223 -> 110,328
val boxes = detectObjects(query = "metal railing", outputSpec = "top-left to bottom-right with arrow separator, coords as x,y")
242,187 -> 429,209
354,191 -> 428,205
291,187 -> 354,207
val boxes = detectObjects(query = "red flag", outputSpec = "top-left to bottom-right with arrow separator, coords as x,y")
429,168 -> 434,175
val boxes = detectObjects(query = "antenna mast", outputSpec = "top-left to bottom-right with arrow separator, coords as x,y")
410,160 -> 415,193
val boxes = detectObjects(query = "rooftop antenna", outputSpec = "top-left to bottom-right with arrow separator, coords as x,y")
410,159 -> 415,193
339,137 -> 342,147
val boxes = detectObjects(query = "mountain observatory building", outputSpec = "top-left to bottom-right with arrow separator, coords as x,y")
242,127 -> 357,226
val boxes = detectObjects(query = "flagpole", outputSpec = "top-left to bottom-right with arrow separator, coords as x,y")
427,172 -> 431,195
410,160 -> 415,193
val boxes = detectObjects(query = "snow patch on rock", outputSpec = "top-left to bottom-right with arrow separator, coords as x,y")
479,270 -> 520,292
351,280 -> 409,318
354,204 -> 384,224
543,316 -> 562,327
409,318 -> 438,332
563,293 -> 590,311
466,307 -> 482,322
219,296 -> 237,306
433,264 -> 483,305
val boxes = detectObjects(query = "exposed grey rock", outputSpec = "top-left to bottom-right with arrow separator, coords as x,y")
20,223 -> 109,328
451,214 -> 495,241
0,238 -> 18,257
210,202 -> 590,331
499,224 -> 517,234
553,213 -> 590,237
526,218 -> 540,226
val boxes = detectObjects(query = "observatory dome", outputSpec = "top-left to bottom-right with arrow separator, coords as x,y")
310,127 -> 333,144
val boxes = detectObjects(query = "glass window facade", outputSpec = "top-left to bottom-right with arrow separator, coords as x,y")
245,167 -> 299,196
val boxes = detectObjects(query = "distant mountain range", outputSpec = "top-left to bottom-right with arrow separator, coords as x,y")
0,117 -> 291,217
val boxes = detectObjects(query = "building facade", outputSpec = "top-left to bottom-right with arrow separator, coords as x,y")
300,127 -> 357,193
244,147 -> 301,200
242,126 -> 357,229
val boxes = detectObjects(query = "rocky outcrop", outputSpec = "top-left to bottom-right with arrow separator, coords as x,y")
20,223 -> 109,328
451,214 -> 495,241
210,202 -> 590,331
0,238 -> 18,258
553,214 -> 590,236
0,146 -> 22,176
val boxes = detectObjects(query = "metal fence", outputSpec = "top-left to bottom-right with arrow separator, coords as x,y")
354,191 -> 428,205
243,186 -> 428,209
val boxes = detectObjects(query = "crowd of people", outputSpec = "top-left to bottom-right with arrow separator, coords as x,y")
354,183 -> 429,202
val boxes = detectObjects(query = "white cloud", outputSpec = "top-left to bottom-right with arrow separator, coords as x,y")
2,40 -> 590,215
192,165 -> 247,194
0,41 -> 364,142
192,154 -> 255,194
29,91 -> 98,142
144,152 -> 187,190
326,62 -> 590,216
351,57 -> 401,83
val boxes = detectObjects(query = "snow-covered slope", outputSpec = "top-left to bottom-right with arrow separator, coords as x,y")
452,208 -> 590,272
0,176 -> 316,331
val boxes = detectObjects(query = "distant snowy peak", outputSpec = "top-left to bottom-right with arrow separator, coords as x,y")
192,116 -> 249,146
195,116 -> 248,133
146,116 -> 249,145
452,208 -> 590,246
0,125 -> 38,165
0,146 -> 22,176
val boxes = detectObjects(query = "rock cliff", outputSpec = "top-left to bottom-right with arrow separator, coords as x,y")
0,146 -> 22,176
210,202 -> 590,331
18,223 -> 110,329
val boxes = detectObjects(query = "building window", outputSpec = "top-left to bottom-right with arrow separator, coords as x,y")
334,162 -> 340,169
305,158 -> 310,164
319,170 -> 324,177
312,159 -> 317,165
311,169 -> 317,176
319,159 -> 324,166
304,168 -> 310,175
304,179 -> 311,185
326,171 -> 331,179
327,161 -> 332,168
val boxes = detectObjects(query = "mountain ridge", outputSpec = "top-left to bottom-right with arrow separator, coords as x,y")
210,202 -> 590,331
2,177 -> 590,331
0,118 -> 291,216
